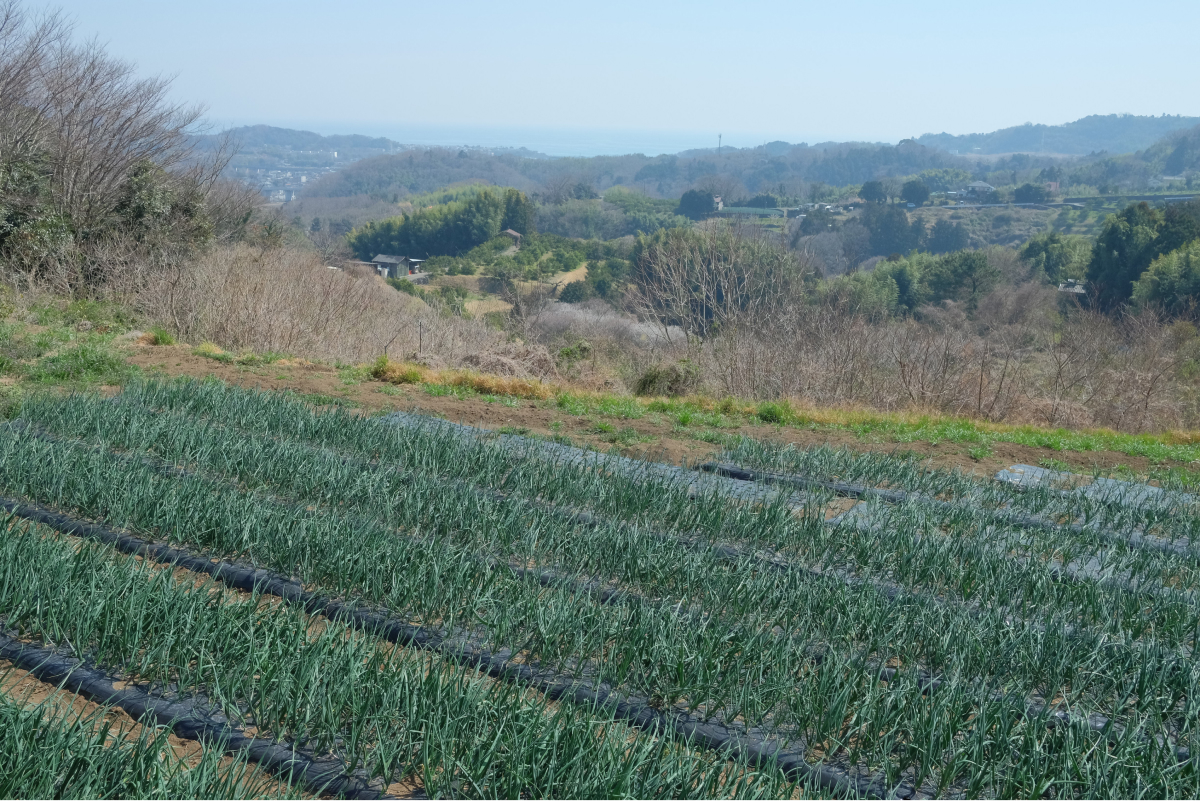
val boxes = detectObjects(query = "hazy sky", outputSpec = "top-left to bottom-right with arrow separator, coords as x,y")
34,0 -> 1200,153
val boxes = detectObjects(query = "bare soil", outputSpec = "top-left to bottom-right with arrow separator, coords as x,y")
127,345 -> 1171,479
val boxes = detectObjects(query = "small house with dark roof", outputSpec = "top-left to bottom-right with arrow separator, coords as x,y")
965,181 -> 996,195
502,229 -> 523,247
371,254 -> 426,278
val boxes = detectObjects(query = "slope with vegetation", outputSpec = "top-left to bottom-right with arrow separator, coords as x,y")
917,113 -> 1200,156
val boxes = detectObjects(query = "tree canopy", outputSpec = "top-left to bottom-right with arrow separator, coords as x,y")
1087,202 -> 1164,308
630,222 -> 812,343
927,219 -> 970,254
1020,232 -> 1090,283
1014,183 -> 1050,203
1132,241 -> 1200,313
346,188 -> 535,260
676,189 -> 716,220
859,181 -> 887,203
901,180 -> 930,206
1085,201 -> 1200,308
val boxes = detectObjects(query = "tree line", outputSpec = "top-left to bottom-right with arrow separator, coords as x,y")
346,188 -> 535,261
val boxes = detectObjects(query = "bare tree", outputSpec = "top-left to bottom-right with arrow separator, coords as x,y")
694,174 -> 746,204
0,1 -> 248,292
0,2 -> 68,159
627,221 -> 810,360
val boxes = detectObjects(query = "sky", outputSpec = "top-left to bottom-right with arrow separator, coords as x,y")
32,0 -> 1200,156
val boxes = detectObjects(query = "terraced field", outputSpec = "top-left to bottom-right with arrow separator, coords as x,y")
0,377 -> 1197,798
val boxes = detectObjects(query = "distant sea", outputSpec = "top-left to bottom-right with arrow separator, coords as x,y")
239,121 -> 799,158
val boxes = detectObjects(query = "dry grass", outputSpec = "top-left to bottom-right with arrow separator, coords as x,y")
439,370 -> 557,399
372,357 -> 558,400
135,244 -> 541,373
464,298 -> 512,316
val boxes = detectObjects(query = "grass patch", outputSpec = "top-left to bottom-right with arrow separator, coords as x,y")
192,341 -> 288,367
27,340 -> 136,385
146,326 -> 176,346
371,356 -> 553,400
756,401 -> 791,424
425,383 -> 475,399
599,426 -> 654,447
193,342 -> 234,363
968,444 -> 993,461
372,356 -> 426,385
441,370 -> 552,400
30,298 -> 137,330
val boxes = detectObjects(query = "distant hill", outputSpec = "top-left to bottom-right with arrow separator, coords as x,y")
207,125 -> 402,152
190,125 -> 404,164
917,114 -> 1200,156
1066,123 -> 1200,189
1147,124 -> 1200,175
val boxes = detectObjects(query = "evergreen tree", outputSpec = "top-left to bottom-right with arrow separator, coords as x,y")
501,188 -> 536,235
901,179 -> 930,206
676,190 -> 715,220
859,180 -> 887,203
1132,241 -> 1200,313
928,219 -> 969,254
1087,202 -> 1163,307
863,204 -> 918,256
929,250 -> 999,309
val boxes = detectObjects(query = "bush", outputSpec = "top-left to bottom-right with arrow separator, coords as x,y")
633,360 -> 700,397
387,278 -> 424,298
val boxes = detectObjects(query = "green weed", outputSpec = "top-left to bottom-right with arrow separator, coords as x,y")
28,341 -> 134,385
147,326 -> 176,346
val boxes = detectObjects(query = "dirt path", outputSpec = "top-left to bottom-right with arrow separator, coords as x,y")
127,344 -> 1172,480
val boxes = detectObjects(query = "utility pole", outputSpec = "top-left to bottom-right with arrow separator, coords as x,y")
718,133 -> 722,156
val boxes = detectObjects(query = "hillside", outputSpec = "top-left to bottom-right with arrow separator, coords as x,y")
303,139 -> 979,202
917,114 -> 1200,156
1065,123 -> 1200,189
193,124 -> 403,153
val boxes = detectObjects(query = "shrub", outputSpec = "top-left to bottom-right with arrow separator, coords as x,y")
633,360 -> 700,397
387,278 -> 424,298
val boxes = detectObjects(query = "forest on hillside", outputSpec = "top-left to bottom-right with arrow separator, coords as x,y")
296,122 -> 1199,220
916,114 -> 1200,156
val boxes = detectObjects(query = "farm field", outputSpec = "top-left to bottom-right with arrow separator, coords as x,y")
0,376 -> 1197,797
